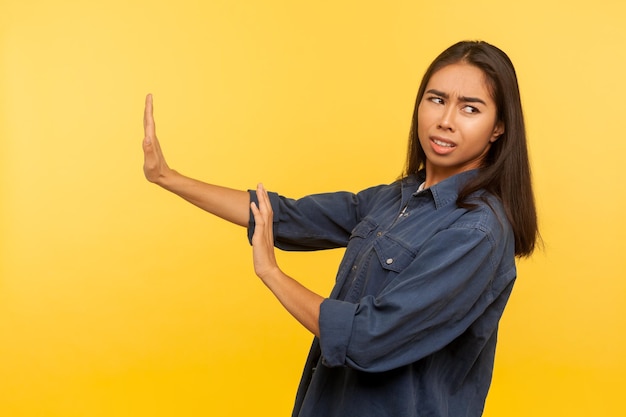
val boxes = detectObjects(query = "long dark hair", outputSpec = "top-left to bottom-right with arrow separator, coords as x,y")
405,40 -> 539,257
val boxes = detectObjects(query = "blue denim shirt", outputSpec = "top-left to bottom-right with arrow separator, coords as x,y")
248,170 -> 516,417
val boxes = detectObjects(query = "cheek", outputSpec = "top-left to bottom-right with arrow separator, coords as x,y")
416,104 -> 434,132
466,120 -> 499,143
417,101 -> 433,119
416,118 -> 430,144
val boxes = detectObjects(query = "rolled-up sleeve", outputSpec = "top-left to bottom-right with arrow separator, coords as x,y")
318,299 -> 358,365
247,185 -> 388,251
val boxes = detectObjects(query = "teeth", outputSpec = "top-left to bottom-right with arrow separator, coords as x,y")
433,139 -> 454,147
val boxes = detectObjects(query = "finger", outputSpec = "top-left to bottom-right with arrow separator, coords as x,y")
257,185 -> 271,221
256,184 -> 275,245
250,201 -> 267,247
256,183 -> 272,214
143,93 -> 156,144
252,187 -> 270,230
250,200 -> 268,228
253,184 -> 275,231
256,183 -> 266,208
250,201 -> 260,219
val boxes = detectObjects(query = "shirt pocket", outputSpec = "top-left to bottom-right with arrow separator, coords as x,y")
372,234 -> 416,273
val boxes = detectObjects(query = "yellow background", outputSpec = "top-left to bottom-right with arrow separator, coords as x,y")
2,0 -> 625,416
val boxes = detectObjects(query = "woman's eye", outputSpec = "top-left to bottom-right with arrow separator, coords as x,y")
428,96 -> 444,105
463,105 -> 479,114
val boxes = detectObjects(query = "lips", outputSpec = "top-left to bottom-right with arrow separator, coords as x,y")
430,136 -> 456,155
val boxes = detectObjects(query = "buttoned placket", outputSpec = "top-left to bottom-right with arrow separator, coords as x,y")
382,187 -> 433,268
340,186 -> 426,302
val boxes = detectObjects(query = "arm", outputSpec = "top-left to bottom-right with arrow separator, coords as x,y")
142,94 -> 250,227
143,95 -> 324,335
319,224 -> 516,372
143,96 -> 324,334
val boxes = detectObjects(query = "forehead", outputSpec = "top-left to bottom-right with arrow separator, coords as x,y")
426,63 -> 493,99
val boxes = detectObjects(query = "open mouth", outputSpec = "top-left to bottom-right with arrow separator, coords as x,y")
430,137 -> 456,154
432,138 -> 455,148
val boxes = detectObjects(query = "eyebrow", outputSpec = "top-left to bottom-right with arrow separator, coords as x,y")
425,89 -> 487,106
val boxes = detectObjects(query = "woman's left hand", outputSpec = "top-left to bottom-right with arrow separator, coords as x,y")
250,183 -> 324,337
250,183 -> 280,281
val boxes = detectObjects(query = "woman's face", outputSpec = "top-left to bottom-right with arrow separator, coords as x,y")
417,62 -> 504,185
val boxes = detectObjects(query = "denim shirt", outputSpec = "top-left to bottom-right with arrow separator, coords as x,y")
248,170 -> 516,417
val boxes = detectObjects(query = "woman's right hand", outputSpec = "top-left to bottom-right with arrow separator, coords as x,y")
140,94 -> 251,226
142,94 -> 173,184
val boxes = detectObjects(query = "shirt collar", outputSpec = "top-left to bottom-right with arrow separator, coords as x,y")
402,169 -> 479,209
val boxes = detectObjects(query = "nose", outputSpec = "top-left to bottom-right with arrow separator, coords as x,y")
437,106 -> 455,131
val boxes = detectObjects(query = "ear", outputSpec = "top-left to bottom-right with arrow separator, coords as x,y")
490,121 -> 505,142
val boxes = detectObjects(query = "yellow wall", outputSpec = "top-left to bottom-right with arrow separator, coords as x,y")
2,1 -> 625,415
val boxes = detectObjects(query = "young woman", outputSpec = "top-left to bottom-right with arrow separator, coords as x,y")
142,40 -> 539,417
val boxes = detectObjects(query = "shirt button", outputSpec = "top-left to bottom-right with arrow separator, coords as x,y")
386,258 -> 394,265
352,265 -> 357,271
376,231 -> 383,237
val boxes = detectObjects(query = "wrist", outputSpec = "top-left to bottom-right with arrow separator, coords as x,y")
258,266 -> 285,287
154,168 -> 180,189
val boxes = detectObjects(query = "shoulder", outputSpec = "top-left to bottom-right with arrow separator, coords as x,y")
352,178 -> 405,207
451,193 -> 516,268
455,194 -> 510,234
